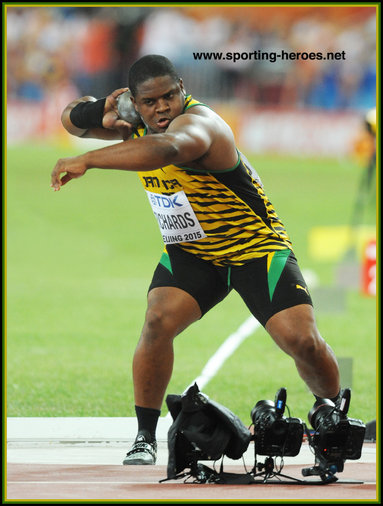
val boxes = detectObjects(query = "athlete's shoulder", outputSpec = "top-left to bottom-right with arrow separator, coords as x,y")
183,95 -> 211,111
183,95 -> 215,118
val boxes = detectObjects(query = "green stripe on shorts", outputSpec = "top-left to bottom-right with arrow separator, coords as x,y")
160,251 -> 173,274
267,249 -> 291,301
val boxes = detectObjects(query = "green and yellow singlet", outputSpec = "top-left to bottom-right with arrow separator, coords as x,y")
134,96 -> 293,266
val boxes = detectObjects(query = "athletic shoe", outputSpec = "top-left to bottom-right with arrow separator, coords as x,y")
123,435 -> 157,465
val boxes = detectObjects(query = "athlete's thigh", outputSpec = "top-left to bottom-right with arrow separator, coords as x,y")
148,244 -> 230,317
230,250 -> 312,327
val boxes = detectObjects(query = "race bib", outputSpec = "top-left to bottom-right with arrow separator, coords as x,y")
146,190 -> 207,244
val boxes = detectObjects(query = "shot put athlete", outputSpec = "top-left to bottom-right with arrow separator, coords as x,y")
51,55 -> 341,465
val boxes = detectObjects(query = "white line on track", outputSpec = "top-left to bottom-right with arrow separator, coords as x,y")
165,315 -> 260,418
7,481 -> 156,485
185,315 -> 260,392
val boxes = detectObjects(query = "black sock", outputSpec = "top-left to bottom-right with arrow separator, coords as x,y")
330,391 -> 341,405
314,390 -> 341,404
135,405 -> 161,443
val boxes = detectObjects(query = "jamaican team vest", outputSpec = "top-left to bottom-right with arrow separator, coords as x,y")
133,96 -> 293,266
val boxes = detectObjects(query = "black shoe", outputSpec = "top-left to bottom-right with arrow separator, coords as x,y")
123,435 -> 157,465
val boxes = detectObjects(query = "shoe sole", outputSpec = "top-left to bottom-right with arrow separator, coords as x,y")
123,458 -> 156,465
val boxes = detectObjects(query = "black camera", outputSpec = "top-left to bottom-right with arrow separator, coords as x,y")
303,388 -> 366,480
251,388 -> 304,457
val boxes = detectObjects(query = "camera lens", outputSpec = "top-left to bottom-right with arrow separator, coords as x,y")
251,400 -> 274,424
308,399 -> 335,429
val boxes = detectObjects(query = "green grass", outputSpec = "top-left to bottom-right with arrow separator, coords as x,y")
6,142 -> 377,425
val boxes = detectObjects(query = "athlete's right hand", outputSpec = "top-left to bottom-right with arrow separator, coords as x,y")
102,87 -> 135,140
51,154 -> 88,191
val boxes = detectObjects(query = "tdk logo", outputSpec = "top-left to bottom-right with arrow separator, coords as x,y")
149,194 -> 183,208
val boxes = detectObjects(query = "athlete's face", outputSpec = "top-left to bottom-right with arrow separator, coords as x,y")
132,75 -> 186,134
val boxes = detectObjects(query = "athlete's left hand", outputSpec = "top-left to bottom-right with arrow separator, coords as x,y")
51,155 -> 88,191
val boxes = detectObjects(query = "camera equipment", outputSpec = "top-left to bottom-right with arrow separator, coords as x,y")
163,383 -> 252,483
250,388 -> 305,483
302,388 -> 366,483
161,386 -> 366,486
251,388 -> 304,458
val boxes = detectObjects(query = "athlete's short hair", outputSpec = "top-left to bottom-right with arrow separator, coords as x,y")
128,55 -> 180,97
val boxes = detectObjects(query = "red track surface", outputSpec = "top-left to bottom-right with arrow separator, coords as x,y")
6,460 -> 377,501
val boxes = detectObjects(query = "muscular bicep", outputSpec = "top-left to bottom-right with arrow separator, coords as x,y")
165,115 -> 213,164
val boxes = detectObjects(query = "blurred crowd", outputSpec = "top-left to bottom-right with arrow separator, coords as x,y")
6,6 -> 376,110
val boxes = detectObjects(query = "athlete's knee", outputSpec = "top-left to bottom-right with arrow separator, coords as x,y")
284,328 -> 325,363
142,306 -> 178,342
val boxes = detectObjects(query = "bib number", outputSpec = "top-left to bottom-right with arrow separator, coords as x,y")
146,190 -> 207,244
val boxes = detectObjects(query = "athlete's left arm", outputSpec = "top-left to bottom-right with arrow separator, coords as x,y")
50,115 -> 213,191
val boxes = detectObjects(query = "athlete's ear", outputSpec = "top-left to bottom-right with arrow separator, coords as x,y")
179,78 -> 186,96
130,95 -> 141,114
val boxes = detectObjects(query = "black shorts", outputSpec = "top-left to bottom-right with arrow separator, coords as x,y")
148,244 -> 313,327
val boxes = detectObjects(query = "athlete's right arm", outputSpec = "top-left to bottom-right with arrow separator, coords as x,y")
61,88 -> 134,141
